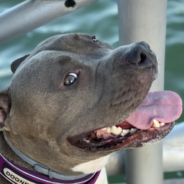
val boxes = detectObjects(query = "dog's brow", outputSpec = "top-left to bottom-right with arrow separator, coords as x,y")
58,55 -> 72,64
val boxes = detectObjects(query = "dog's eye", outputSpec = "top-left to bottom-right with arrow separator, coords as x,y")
92,36 -> 98,42
64,73 -> 78,86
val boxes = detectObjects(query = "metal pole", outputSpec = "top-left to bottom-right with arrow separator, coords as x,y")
0,0 -> 97,44
163,123 -> 184,172
117,1 -> 167,184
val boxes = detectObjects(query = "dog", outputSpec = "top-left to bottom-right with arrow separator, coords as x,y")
0,34 -> 182,184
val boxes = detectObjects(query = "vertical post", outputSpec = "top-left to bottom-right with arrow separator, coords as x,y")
117,1 -> 167,184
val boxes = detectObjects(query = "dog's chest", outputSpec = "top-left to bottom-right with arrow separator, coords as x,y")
71,155 -> 110,174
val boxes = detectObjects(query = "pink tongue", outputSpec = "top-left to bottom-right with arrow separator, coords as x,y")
125,91 -> 183,129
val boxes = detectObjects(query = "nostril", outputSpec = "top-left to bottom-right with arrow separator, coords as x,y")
140,52 -> 147,64
128,51 -> 147,65
127,43 -> 150,65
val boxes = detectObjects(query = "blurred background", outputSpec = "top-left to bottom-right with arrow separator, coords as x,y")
0,0 -> 183,183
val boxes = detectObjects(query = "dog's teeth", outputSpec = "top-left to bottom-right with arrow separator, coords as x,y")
111,126 -> 119,135
113,127 -> 122,135
152,119 -> 160,127
105,126 -> 123,135
106,127 -> 111,133
117,127 -> 123,134
130,128 -> 137,134
111,126 -> 116,132
160,122 -> 165,126
121,129 -> 129,136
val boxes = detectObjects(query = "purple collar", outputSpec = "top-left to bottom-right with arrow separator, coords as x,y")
0,153 -> 101,184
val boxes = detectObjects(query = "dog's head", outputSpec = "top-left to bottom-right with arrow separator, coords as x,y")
0,34 -> 181,175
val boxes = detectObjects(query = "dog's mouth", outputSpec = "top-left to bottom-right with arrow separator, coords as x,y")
68,91 -> 182,151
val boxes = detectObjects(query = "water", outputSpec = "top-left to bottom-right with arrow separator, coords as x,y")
165,0 -> 184,123
0,0 -> 184,182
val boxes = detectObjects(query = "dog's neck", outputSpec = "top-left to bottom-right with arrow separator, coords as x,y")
0,132 -> 103,184
3,132 -> 94,180
0,152 -> 100,184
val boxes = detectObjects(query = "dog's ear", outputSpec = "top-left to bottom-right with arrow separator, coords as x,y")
0,89 -> 11,131
11,54 -> 30,73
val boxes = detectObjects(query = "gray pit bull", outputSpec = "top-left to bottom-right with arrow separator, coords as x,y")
0,34 -> 182,184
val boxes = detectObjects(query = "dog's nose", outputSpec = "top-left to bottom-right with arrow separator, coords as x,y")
127,42 -> 153,65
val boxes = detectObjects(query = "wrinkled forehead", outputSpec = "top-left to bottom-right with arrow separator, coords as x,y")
30,34 -> 112,57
